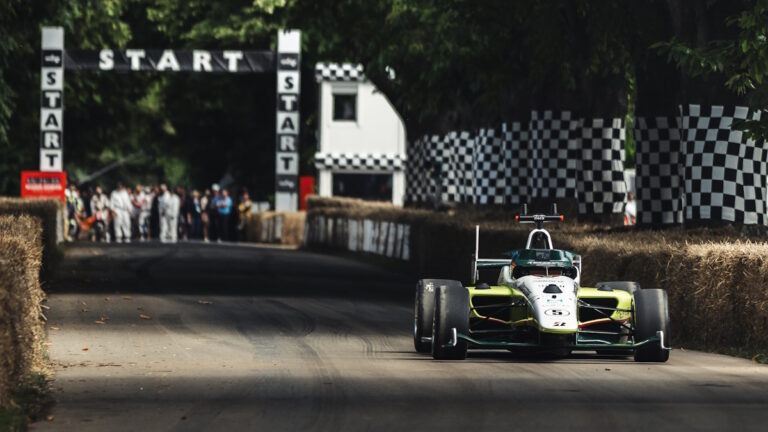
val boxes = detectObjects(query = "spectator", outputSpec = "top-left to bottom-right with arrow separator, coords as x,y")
208,184 -> 221,241
189,190 -> 203,240
201,188 -> 211,242
90,186 -> 111,243
625,192 -> 637,226
176,186 -> 190,241
150,184 -> 161,240
216,188 -> 233,242
65,184 -> 84,240
110,182 -> 133,243
158,184 -> 180,243
237,190 -> 253,242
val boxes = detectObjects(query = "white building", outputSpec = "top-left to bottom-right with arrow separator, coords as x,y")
314,63 -> 407,205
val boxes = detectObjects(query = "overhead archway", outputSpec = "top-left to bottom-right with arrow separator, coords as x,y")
39,27 -> 301,210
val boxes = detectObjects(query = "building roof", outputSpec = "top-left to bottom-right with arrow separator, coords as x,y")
315,63 -> 365,82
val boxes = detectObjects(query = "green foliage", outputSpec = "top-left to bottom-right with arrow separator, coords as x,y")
654,1 -> 768,140
0,373 -> 52,431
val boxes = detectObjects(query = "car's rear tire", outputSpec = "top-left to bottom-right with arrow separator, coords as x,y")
414,279 -> 455,353
432,282 -> 469,360
596,281 -> 641,295
633,289 -> 670,362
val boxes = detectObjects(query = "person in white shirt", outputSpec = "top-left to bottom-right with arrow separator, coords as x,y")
158,184 -> 180,243
110,182 -> 133,243
90,186 -> 111,243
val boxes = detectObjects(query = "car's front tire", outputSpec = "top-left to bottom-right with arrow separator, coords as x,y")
432,282 -> 469,360
413,279 -> 438,352
633,289 -> 671,362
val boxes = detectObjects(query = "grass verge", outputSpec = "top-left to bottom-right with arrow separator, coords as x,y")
0,374 -> 52,432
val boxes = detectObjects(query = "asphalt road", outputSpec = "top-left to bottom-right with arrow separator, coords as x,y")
33,242 -> 768,431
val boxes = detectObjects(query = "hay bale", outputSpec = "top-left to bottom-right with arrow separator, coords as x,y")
0,198 -> 64,277
0,215 -> 45,408
281,212 -> 305,245
244,211 -> 306,245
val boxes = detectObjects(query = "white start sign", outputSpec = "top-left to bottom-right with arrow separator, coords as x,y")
40,27 -> 64,172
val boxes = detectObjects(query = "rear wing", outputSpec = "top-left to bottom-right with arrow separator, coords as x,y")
471,225 -> 509,284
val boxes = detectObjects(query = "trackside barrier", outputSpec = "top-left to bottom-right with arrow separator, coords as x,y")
304,215 -> 410,261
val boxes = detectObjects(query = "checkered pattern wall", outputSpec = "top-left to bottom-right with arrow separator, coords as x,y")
315,153 -> 405,171
578,118 -> 627,214
503,122 -> 530,205
405,113 -> 627,211
445,131 -> 475,203
473,128 -> 506,205
634,116 -> 683,225
680,104 -> 768,225
314,63 -> 365,82
405,134 -> 453,204
528,111 -> 582,199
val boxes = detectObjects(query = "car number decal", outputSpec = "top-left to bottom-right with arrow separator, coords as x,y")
545,309 -> 570,316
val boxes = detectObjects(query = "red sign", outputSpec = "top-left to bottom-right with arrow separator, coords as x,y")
21,171 -> 66,201
299,176 -> 315,210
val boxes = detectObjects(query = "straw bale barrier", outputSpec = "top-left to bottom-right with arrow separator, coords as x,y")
245,211 -> 306,245
305,196 -> 768,353
0,198 -> 65,276
0,215 -> 46,408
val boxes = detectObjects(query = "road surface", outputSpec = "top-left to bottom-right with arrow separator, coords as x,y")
34,242 -> 768,431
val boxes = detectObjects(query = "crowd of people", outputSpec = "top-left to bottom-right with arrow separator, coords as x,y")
65,182 -> 255,243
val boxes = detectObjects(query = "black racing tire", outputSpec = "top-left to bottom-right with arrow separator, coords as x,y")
431,282 -> 470,360
633,289 -> 671,362
414,279 -> 444,352
596,281 -> 641,296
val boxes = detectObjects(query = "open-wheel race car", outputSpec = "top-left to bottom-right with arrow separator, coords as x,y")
413,207 -> 671,362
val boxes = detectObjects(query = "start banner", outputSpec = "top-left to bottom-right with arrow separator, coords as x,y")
21,170 -> 66,201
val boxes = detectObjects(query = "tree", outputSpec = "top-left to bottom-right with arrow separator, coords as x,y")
654,0 -> 768,140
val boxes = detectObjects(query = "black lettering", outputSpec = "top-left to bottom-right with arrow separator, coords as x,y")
280,117 -> 295,132
46,71 -> 57,85
284,76 -> 294,90
44,113 -> 59,128
47,154 -> 58,165
278,135 -> 296,152
281,156 -> 293,170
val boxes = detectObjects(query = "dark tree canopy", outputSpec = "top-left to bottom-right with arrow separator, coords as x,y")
0,0 -> 762,196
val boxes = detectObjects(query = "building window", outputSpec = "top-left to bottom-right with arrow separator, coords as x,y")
333,94 -> 357,121
332,173 -> 392,202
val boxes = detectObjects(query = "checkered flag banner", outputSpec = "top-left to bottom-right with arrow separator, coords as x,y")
405,135 -> 430,203
314,63 -> 365,82
578,118 -> 627,214
503,122 -> 529,205
405,134 -> 452,204
528,111 -> 581,199
445,131 -> 475,203
634,116 -> 683,225
474,128 -> 506,205
680,104 -> 768,225
314,153 -> 405,171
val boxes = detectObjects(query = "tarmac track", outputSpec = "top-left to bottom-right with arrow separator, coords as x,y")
32,242 -> 768,431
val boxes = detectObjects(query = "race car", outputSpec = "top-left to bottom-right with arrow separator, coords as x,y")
413,207 -> 671,362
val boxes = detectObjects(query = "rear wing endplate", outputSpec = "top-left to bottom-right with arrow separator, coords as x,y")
471,225 -> 509,284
